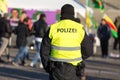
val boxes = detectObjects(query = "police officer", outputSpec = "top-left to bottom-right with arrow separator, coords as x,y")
40,4 -> 93,80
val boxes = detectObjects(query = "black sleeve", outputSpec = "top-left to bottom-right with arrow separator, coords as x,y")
97,26 -> 102,39
81,33 -> 93,60
44,23 -> 48,33
33,22 -> 36,32
25,26 -> 29,37
30,23 -> 36,35
5,21 -> 12,34
118,26 -> 120,37
40,28 -> 51,72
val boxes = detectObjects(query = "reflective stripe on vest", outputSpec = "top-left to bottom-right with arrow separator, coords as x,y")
50,57 -> 82,62
52,45 -> 80,51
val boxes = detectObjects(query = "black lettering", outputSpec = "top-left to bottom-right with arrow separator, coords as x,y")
72,28 -> 74,33
69,28 -> 71,33
57,28 -> 77,33
61,28 -> 63,33
57,29 -> 60,32
74,29 -> 77,33
63,28 -> 66,33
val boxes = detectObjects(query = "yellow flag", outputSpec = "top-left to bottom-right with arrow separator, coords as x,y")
85,10 -> 92,28
0,0 -> 8,13
103,14 -> 118,38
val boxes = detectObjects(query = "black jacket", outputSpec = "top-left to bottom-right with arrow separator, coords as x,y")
97,24 -> 111,41
118,26 -> 120,40
32,19 -> 47,38
40,22 -> 93,73
16,22 -> 29,48
0,18 -> 12,38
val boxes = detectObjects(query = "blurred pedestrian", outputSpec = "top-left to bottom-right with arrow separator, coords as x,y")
19,12 -> 30,62
40,4 -> 93,80
113,16 -> 120,50
9,9 -> 19,47
97,19 -> 111,58
0,12 -> 12,62
118,24 -> 120,53
10,9 -> 19,33
12,18 -> 29,66
75,18 -> 86,80
30,14 -> 47,68
19,11 -> 27,23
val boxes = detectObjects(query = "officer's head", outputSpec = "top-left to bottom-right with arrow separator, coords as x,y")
60,4 -> 75,20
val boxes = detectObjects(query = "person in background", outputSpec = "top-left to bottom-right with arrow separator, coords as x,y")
19,12 -> 30,62
20,12 -> 32,36
30,14 -> 47,68
40,4 -> 93,80
0,12 -> 12,62
113,16 -> 120,50
118,23 -> 120,53
28,14 -> 41,51
10,9 -> 19,32
97,19 -> 111,58
12,18 -> 29,66
75,17 -> 86,80
9,9 -> 19,47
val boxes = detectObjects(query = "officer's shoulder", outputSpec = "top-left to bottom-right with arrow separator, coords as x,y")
50,22 -> 60,27
72,20 -> 84,28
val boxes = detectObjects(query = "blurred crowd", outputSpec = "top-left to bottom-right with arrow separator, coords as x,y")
0,9 -> 47,68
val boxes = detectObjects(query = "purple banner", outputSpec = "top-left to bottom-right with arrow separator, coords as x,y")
8,8 -> 60,25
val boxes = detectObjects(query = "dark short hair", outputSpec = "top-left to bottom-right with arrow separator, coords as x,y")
101,18 -> 106,22
22,11 -> 27,14
40,14 -> 46,19
23,17 -> 29,23
11,8 -> 19,13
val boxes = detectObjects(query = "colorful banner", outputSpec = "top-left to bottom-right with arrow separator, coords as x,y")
103,14 -> 118,38
8,8 -> 61,25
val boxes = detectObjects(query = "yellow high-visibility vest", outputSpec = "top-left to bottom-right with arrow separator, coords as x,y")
49,20 -> 85,66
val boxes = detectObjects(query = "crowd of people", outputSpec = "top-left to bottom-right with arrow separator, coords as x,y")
0,10 -> 47,68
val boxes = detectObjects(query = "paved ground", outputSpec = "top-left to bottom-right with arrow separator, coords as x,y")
0,47 -> 120,80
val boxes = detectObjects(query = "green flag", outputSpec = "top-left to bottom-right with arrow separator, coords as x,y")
87,0 -> 105,12
111,29 -> 118,38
